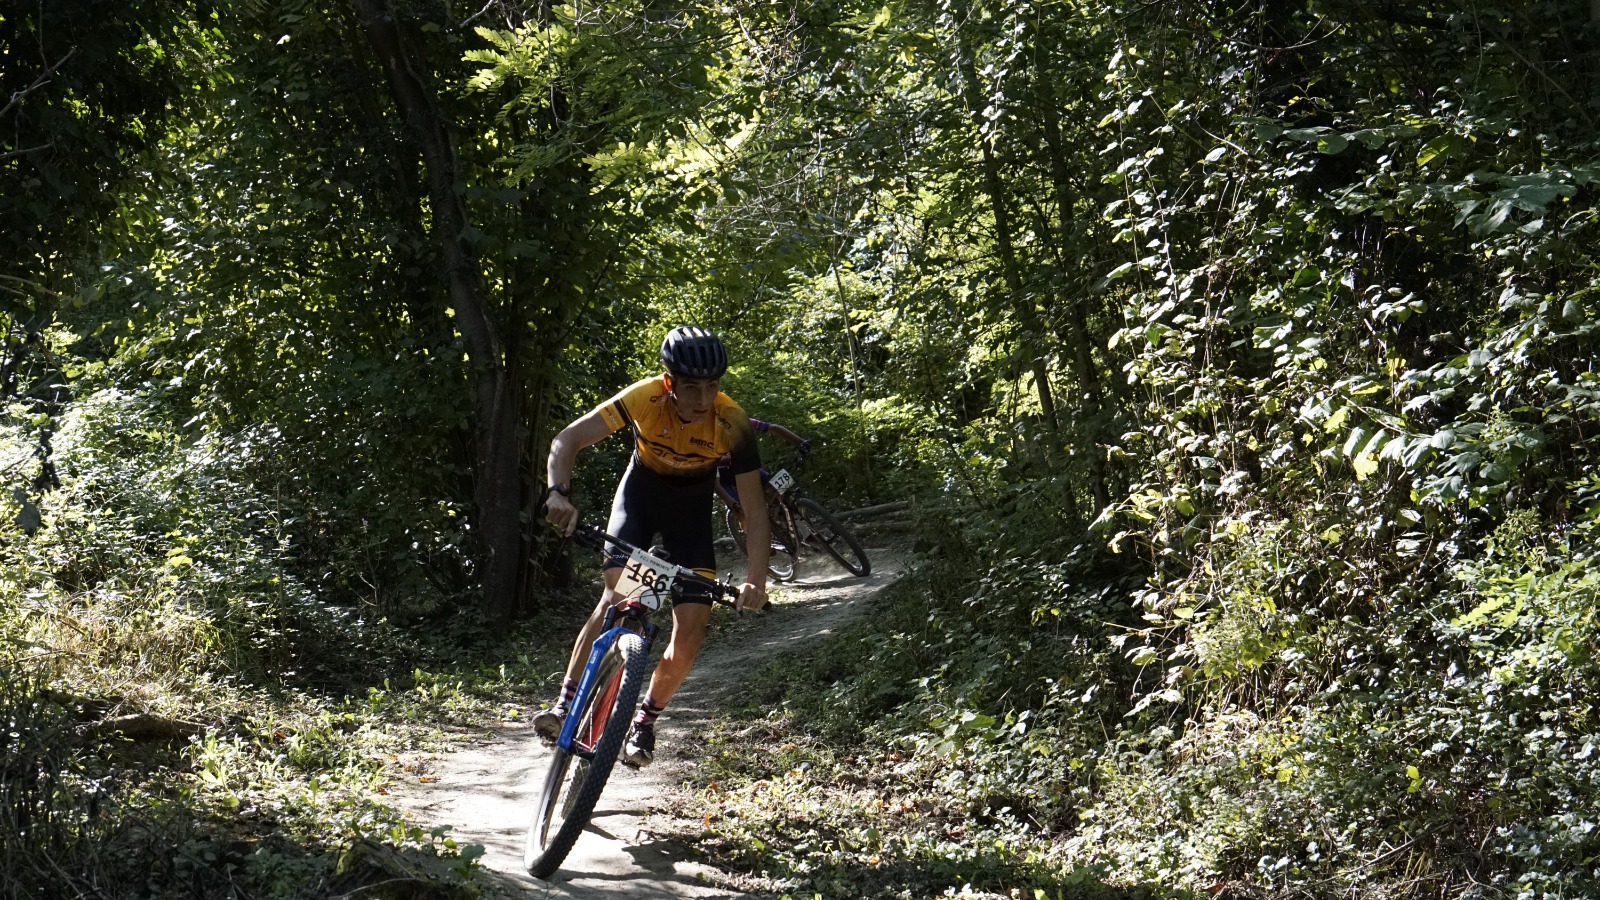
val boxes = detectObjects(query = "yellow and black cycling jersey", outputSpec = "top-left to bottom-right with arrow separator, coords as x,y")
597,376 -> 760,483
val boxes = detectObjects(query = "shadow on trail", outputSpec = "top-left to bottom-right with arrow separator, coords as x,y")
722,848 -> 1163,900
617,834 -> 704,876
473,832 -> 744,899
788,569 -> 875,591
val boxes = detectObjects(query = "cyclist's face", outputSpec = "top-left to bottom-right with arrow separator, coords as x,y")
670,375 -> 719,421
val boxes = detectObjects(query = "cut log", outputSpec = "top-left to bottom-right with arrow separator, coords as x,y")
834,500 -> 912,521
850,520 -> 917,536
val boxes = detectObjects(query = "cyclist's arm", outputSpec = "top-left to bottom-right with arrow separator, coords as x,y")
545,408 -> 616,536
712,472 -> 736,506
764,423 -> 806,446
733,468 -> 770,610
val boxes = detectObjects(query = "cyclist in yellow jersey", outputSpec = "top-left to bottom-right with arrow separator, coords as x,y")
540,326 -> 770,767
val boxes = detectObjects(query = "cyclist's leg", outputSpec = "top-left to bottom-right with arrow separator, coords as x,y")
641,482 -> 716,710
538,561 -> 625,739
647,600 -> 712,706
611,476 -> 714,766
626,595 -> 711,764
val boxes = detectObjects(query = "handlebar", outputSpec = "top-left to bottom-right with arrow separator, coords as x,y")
567,521 -> 741,606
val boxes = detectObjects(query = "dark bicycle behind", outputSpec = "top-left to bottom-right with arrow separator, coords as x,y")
721,450 -> 871,580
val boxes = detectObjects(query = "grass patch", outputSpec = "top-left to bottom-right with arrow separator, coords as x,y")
2,578 -> 597,898
668,568 -> 1153,900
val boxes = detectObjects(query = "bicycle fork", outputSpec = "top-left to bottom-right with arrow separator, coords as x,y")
554,610 -> 658,753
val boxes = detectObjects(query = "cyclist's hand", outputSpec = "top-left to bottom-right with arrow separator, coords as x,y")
736,581 -> 768,612
545,493 -> 578,537
796,439 -> 813,462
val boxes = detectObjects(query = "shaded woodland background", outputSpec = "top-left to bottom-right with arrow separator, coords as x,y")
5,0 -> 1600,896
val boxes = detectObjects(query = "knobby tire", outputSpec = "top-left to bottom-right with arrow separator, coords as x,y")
796,497 -> 871,576
524,631 -> 648,878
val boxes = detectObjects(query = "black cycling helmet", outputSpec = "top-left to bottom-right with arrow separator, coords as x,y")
659,326 -> 728,379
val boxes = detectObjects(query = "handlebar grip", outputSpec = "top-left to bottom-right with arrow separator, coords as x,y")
569,521 -> 607,550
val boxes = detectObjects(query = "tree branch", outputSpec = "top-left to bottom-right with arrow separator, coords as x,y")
0,274 -> 61,298
1,50 -> 75,121
0,142 -> 54,162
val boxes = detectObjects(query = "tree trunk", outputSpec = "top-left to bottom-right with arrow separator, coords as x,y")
831,249 -> 873,496
1039,98 -> 1111,515
517,354 -> 555,616
335,3 -> 442,336
952,26 -> 1060,441
349,0 -> 524,622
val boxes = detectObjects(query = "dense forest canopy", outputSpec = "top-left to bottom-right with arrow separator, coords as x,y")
5,0 -> 1600,896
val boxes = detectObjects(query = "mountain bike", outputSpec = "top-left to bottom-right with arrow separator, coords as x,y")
723,454 -> 871,579
524,523 -> 739,879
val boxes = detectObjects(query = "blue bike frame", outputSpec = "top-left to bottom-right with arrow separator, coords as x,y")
546,521 -> 733,756
553,609 -> 659,755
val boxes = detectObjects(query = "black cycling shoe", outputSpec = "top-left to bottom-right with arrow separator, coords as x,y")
622,722 -> 656,768
533,707 -> 566,742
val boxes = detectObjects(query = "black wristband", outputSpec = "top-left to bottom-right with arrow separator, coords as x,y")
542,483 -> 569,502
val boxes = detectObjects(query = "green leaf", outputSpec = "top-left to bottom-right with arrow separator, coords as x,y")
1352,453 -> 1380,480
1284,126 -> 1333,142
1475,200 -> 1514,235
1252,121 -> 1285,141
1323,406 -> 1351,432
1453,594 -> 1509,627
1316,133 -> 1349,155
959,711 -> 996,731
1503,183 -> 1564,212
1342,426 -> 1370,456
1416,135 -> 1460,167
1347,128 -> 1388,149
1480,461 -> 1512,483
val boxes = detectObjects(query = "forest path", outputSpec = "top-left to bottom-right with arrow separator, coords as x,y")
388,544 -> 903,898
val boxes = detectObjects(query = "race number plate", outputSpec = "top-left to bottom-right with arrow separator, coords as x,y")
769,469 -> 796,494
616,547 -> 676,610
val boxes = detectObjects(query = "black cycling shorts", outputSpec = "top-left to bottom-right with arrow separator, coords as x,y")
605,458 -> 718,605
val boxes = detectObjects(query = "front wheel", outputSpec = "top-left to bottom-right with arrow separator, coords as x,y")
524,631 -> 648,878
725,501 -> 797,582
795,497 -> 871,576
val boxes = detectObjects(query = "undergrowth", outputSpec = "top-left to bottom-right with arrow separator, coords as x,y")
0,590 -> 583,899
675,496 -> 1154,899
676,484 -> 1600,900
0,388 -> 588,898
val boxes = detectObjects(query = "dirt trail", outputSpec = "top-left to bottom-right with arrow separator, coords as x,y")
389,545 -> 902,898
